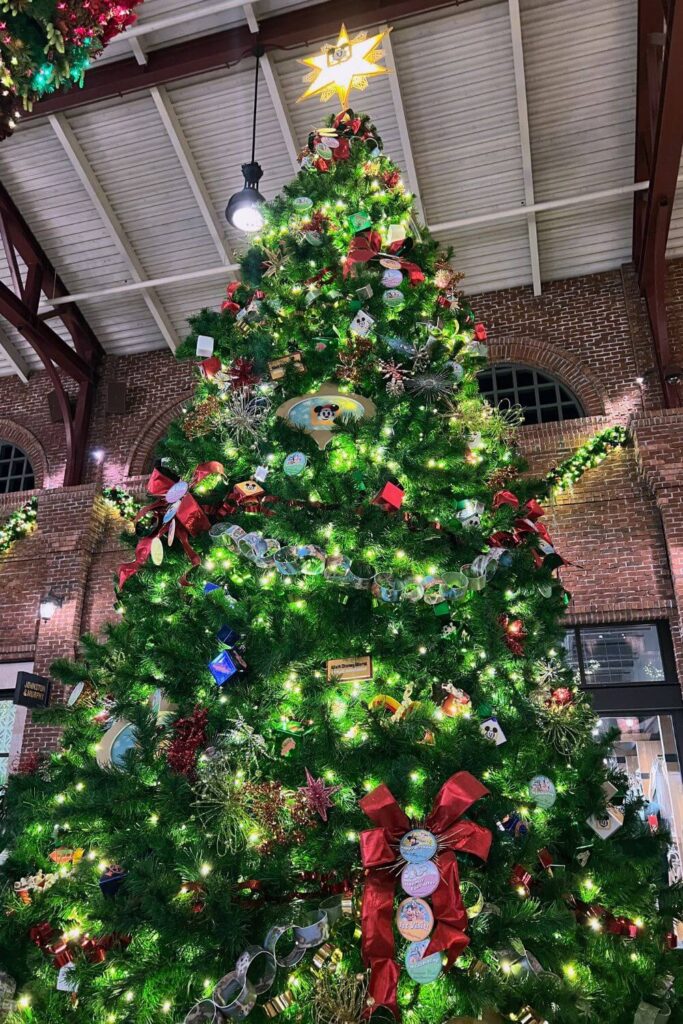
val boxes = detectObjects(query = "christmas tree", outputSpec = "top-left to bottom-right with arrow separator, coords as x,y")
1,97 -> 682,1024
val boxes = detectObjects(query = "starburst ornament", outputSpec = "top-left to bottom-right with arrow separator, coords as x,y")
298,768 -> 340,822
298,24 -> 391,108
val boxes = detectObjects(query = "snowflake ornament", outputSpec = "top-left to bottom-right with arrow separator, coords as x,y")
298,768 -> 340,822
379,359 -> 411,396
221,390 -> 271,445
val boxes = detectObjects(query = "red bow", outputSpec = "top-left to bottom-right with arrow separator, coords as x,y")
343,230 -> 425,285
117,462 -> 223,588
30,923 -> 73,969
359,772 -> 491,1018
490,491 -> 569,569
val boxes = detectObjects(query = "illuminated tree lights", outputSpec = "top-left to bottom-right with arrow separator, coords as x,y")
0,496 -> 37,555
0,1 -> 142,139
0,102 -> 678,1024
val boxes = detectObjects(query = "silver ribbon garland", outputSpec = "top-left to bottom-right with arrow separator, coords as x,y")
183,898 -> 342,1023
209,523 -> 510,605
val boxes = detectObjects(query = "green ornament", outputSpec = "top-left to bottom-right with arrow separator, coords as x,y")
433,601 -> 450,617
477,703 -> 493,719
348,211 -> 372,232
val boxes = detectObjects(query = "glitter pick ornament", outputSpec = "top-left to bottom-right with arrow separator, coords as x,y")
298,24 -> 391,108
299,769 -> 340,822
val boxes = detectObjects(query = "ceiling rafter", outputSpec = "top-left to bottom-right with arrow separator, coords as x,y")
25,0 -> 473,118
149,84 -> 235,266
0,324 -> 30,383
507,0 -> 541,296
48,112 -> 181,352
379,26 -> 426,227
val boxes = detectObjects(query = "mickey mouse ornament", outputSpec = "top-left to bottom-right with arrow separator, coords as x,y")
276,383 -> 376,450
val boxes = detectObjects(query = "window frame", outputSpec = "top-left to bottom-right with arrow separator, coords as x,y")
567,620 -> 677,690
0,442 -> 35,494
477,362 -> 584,424
0,662 -> 32,781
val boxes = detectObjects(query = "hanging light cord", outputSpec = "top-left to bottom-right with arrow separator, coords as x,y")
250,46 -> 264,166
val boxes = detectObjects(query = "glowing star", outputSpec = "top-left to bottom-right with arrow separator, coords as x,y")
298,24 -> 390,108
298,768 -> 340,822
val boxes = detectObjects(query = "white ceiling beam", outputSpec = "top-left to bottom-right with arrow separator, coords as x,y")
120,0 -> 255,40
150,85 -> 234,266
130,37 -> 148,65
260,54 -> 301,173
428,181 -> 649,233
243,3 -> 259,33
0,326 -> 30,383
48,113 -> 180,352
243,4 -> 301,173
508,0 -> 541,296
381,27 -> 426,225
46,181 -> 651,305
49,265 -> 239,306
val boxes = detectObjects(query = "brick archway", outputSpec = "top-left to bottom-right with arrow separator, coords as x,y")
486,337 -> 605,418
126,391 -> 193,477
0,418 -> 48,488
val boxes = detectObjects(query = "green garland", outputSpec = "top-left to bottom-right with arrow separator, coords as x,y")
545,426 -> 629,493
0,496 -> 37,556
101,486 -> 139,519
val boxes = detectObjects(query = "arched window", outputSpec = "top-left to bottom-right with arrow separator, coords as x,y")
477,363 -> 584,425
0,442 -> 35,493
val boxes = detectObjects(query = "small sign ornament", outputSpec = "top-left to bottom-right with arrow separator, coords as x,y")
276,383 -> 375,451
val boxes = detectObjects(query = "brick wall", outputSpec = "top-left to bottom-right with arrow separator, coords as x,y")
1,261 -> 683,758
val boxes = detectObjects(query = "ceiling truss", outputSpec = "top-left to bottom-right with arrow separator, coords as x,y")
0,182 -> 103,483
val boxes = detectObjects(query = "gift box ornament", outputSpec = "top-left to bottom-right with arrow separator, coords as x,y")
498,812 -> 528,838
195,334 -> 214,358
348,211 -> 373,233
349,309 -> 375,337
233,480 -> 265,501
217,624 -> 239,648
480,716 -> 506,746
209,650 -> 244,686
371,480 -> 405,512
456,499 -> 485,529
586,780 -> 624,839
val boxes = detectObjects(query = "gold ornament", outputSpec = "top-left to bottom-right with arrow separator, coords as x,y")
313,970 -> 368,1024
298,24 -> 390,108
182,396 -> 221,438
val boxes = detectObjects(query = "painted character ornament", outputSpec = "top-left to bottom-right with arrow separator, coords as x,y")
359,772 -> 491,1016
276,384 -> 376,450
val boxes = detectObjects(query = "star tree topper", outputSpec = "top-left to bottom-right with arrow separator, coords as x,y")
298,23 -> 391,108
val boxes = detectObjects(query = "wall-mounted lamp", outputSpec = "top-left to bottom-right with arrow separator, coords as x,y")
39,591 -> 63,621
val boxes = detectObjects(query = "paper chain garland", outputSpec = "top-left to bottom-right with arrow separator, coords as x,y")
183,893 -> 347,1023
209,521 -> 511,606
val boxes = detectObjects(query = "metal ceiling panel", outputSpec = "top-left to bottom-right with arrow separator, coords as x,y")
156,277 -> 227,337
166,64 -> 298,256
392,5 -> 524,227
434,218 -> 532,295
61,93 -> 222,280
0,121 -> 135,296
522,0 -> 637,280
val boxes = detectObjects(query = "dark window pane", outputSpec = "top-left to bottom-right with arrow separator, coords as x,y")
494,371 -> 514,390
478,373 -> 493,392
537,386 -> 557,403
0,443 -> 34,494
523,408 -> 539,424
540,406 -> 562,423
515,370 -> 534,387
578,625 -> 665,685
562,404 -> 581,420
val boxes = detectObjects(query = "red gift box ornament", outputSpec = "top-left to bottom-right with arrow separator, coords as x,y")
371,480 -> 405,512
117,462 -> 224,588
359,772 -> 491,1018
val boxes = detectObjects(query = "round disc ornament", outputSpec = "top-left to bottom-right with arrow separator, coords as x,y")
396,898 -> 434,941
150,536 -> 164,566
381,268 -> 403,288
382,288 -> 405,308
380,258 -> 402,270
528,774 -> 557,809
404,940 -> 442,984
293,196 -> 313,210
283,452 -> 308,476
400,829 -> 438,864
165,480 -> 189,503
401,861 -> 440,898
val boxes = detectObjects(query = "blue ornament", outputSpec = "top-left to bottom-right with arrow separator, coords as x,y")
209,650 -> 239,686
99,866 -> 127,897
203,582 -> 220,594
217,624 -> 239,648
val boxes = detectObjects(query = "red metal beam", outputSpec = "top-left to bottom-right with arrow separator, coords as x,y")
26,0 -> 469,118
633,0 -> 683,407
0,182 -> 103,484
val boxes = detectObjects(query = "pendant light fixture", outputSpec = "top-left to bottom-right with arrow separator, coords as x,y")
226,45 -> 266,233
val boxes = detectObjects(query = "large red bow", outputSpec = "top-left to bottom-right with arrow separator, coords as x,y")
343,230 -> 425,285
117,462 -> 223,588
359,772 -> 491,1018
490,490 -> 570,570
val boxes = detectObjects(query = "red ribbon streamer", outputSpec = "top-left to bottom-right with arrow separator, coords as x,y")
118,462 -> 223,588
343,230 -> 425,285
359,772 -> 491,1018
